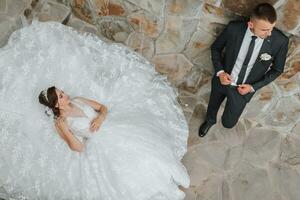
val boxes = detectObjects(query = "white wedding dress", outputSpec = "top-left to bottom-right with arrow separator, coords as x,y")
0,20 -> 190,200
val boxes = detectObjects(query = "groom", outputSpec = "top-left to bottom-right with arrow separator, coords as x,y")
198,3 -> 289,137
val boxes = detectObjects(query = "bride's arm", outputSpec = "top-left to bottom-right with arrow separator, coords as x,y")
74,97 -> 108,132
74,97 -> 108,115
55,117 -> 84,152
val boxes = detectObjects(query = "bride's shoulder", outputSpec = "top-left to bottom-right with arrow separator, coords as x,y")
72,96 -> 85,102
71,96 -> 85,105
72,96 -> 92,105
72,97 -> 104,111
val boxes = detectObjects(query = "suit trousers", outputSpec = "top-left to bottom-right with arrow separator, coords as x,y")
205,76 -> 248,128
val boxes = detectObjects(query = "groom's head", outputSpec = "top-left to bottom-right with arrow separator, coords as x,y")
248,3 -> 277,39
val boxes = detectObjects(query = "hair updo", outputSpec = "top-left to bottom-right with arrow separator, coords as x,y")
38,86 -> 60,118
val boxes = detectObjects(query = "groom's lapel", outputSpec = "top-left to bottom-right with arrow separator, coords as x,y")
247,35 -> 272,80
232,24 -> 248,67
255,36 -> 272,62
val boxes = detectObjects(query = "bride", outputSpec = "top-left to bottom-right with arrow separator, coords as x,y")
0,20 -> 190,200
39,86 -> 109,152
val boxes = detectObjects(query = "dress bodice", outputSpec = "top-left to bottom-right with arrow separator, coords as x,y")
66,98 -> 98,138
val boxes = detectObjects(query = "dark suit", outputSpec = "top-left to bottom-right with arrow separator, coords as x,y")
206,20 -> 289,128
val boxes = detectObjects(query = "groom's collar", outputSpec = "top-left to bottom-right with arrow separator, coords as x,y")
246,27 -> 264,42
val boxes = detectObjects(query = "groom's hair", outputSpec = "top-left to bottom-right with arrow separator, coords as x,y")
251,3 -> 277,23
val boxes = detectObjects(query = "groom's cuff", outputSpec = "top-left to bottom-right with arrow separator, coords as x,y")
250,86 -> 255,93
216,70 -> 224,77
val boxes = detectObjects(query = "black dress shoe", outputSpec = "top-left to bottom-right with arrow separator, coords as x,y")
198,121 -> 213,137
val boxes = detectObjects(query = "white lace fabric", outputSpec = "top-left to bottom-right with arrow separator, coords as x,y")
0,21 -> 190,200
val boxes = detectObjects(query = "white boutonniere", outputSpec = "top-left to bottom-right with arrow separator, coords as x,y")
260,53 -> 272,61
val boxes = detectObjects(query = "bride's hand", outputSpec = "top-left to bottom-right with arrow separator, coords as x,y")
90,117 -> 103,132
56,116 -> 67,131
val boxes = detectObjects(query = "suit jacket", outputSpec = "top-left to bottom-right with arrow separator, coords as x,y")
211,20 -> 289,102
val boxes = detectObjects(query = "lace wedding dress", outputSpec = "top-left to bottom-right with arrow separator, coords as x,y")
0,20 -> 190,200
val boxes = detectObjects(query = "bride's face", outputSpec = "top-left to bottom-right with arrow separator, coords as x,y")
55,88 -> 70,108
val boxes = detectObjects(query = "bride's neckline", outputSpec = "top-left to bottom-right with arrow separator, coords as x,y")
60,100 -> 87,119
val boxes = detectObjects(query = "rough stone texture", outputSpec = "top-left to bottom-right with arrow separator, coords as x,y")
152,54 -> 193,85
0,0 -> 7,13
183,28 -> 216,74
223,0 -> 278,16
1,0 -> 300,200
263,95 -> 300,129
0,16 -> 22,48
275,36 -> 300,97
0,16 -> 13,47
280,134 -> 300,165
93,0 -> 126,16
0,0 -> 31,47
125,0 -> 165,16
66,13 -> 86,29
156,16 -> 198,54
71,0 -> 94,23
97,17 -> 132,42
34,1 -> 71,22
127,10 -> 163,38
243,84 -> 277,121
231,162 -> 274,200
166,0 -> 203,17
126,32 -> 154,60
4,0 -> 31,18
243,128 -> 282,166
269,162 -> 300,200
67,14 -> 110,42
276,0 -> 300,36
178,67 -> 211,93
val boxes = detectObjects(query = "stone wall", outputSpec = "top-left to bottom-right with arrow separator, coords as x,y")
1,0 -> 300,91
60,0 -> 300,90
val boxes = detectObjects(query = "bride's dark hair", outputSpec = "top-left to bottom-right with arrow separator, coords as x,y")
38,86 -> 60,117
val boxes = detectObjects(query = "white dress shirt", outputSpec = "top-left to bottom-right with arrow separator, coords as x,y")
217,27 -> 264,90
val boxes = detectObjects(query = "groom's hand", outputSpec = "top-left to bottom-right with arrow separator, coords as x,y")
237,84 -> 252,95
219,72 -> 232,85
